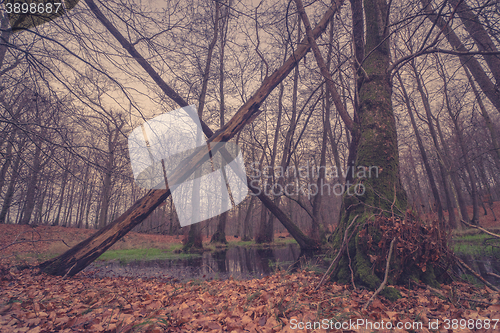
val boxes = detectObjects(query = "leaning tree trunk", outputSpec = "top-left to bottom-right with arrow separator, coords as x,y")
421,0 -> 500,116
39,0 -> 339,276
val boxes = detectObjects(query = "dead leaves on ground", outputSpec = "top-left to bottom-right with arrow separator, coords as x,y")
1,268 -> 499,332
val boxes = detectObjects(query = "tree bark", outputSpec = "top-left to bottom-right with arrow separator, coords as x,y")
407,148 -> 426,213
435,117 -> 469,225
211,3 -> 228,245
463,65 -> 500,168
328,0 -> 438,294
54,160 -> 70,226
242,195 -> 256,241
0,152 -> 22,224
0,11 -> 12,69
19,141 -> 42,225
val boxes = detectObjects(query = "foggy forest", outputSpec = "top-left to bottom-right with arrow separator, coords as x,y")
1,0 -> 500,332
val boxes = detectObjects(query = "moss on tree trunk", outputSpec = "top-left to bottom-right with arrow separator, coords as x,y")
329,0 -> 445,295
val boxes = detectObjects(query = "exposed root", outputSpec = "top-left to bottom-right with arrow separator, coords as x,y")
364,237 -> 395,309
316,215 -> 360,290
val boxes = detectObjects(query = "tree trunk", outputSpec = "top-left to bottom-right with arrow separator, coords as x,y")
439,64 -> 480,224
211,211 -> 228,244
54,161 -> 70,226
448,0 -> 500,85
463,65 -> 500,168
0,130 -> 17,194
242,195 -> 256,241
435,110 -> 469,224
421,0 -> 500,115
19,142 -> 42,225
256,18 -> 300,245
98,119 -> 124,229
255,194 -> 271,243
183,223 -> 203,252
311,18 -> 336,242
0,11 -> 12,69
211,3 -> 228,245
329,0 -> 441,294
407,148 -> 426,214
0,152 -> 22,224
411,63 -> 448,223
397,73 -> 444,222
410,63 -> 457,228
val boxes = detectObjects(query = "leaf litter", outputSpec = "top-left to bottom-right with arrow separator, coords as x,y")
1,266 -> 499,332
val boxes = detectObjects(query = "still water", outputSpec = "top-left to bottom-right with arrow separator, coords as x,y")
85,244 -> 307,282
84,243 -> 500,286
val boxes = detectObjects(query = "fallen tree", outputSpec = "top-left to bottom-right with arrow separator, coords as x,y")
38,0 -> 345,276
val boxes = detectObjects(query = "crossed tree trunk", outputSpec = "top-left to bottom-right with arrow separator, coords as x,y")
39,0 -> 344,276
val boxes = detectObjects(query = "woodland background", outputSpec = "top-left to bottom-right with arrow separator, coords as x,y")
0,0 -> 499,242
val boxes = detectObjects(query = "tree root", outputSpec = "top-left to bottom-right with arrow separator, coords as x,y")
364,237 -> 395,309
316,215 -> 360,290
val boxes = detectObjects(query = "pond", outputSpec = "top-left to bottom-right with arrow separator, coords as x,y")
84,243 -> 500,287
457,254 -> 500,286
85,243 -> 310,282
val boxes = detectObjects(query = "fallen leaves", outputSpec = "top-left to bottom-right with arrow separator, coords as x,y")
0,268 -> 499,332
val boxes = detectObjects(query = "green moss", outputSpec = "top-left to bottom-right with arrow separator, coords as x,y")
381,287 -> 401,301
334,256 -> 351,284
355,235 -> 381,290
421,265 -> 440,288
228,240 -> 254,247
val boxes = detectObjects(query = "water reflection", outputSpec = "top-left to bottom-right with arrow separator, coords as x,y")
85,244 -> 500,287
457,254 -> 500,285
86,244 -> 302,282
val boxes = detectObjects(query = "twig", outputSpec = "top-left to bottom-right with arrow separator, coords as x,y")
315,215 -> 359,290
364,237 -> 396,310
390,183 -> 397,221
461,298 -> 500,305
486,272 -> 500,279
63,263 -> 77,279
460,220 -> 500,239
0,238 -> 70,252
347,244 -> 356,290
455,255 -> 499,292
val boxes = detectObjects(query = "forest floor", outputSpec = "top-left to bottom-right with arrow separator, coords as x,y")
0,203 -> 500,332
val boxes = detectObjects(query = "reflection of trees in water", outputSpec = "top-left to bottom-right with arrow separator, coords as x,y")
237,246 -> 253,273
213,250 -> 227,273
256,249 -> 274,275
457,254 -> 500,285
94,244 -> 305,280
